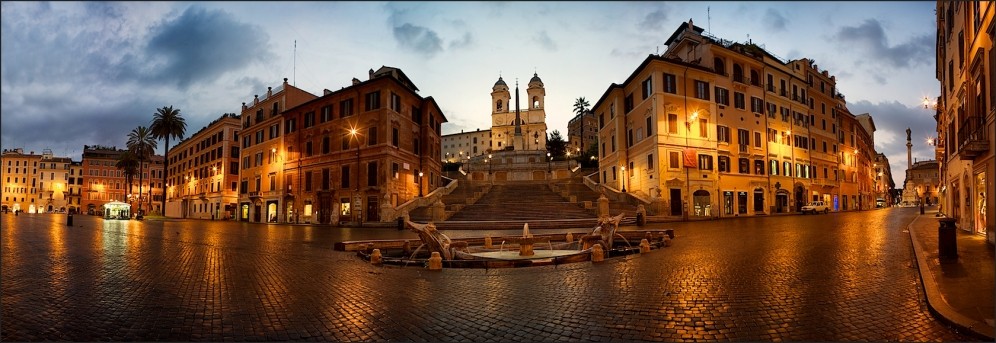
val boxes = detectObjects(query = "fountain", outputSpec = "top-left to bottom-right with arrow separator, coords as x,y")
334,214 -> 675,268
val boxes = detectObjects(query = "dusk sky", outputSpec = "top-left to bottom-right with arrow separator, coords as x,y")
1,1 -> 939,185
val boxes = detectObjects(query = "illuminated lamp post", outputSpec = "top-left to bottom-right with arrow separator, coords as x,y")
621,166 -> 627,193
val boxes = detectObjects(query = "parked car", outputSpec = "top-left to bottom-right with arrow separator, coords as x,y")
801,201 -> 830,214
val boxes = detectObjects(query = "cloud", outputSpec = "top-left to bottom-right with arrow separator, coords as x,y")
638,10 -> 668,31
847,99 -> 937,184
533,30 -> 557,52
143,6 -> 273,89
833,19 -> 932,69
449,32 -> 474,50
763,9 -> 788,32
392,22 -> 444,57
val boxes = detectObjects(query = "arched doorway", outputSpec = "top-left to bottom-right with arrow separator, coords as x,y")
266,201 -> 278,222
753,188 -> 765,213
776,190 -> 789,213
693,190 -> 711,216
794,184 -> 805,213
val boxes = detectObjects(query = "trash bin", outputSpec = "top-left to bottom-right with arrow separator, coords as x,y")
636,212 -> 645,226
397,216 -> 405,231
938,218 -> 957,260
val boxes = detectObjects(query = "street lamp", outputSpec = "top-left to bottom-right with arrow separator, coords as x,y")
547,152 -> 552,174
349,128 -> 361,226
418,171 -> 424,197
487,154 -> 493,174
621,166 -> 627,192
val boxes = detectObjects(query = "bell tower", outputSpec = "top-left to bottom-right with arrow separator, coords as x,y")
526,72 -> 545,110
491,76 -> 510,114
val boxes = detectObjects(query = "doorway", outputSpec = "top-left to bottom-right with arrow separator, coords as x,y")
693,190 -> 711,216
753,188 -> 764,213
366,196 -> 380,222
670,189 -> 682,216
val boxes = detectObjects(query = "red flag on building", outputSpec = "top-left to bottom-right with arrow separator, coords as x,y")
683,148 -> 697,168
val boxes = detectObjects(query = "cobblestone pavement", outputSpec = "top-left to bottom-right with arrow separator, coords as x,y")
1,208 -> 978,341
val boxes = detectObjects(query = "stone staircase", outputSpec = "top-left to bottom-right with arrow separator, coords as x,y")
408,181 -> 490,222
446,181 -> 593,222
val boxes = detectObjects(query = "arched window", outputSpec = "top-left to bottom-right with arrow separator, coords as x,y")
750,70 -> 761,86
733,64 -> 744,83
714,58 -> 725,75
496,100 -> 503,112
532,96 -> 540,109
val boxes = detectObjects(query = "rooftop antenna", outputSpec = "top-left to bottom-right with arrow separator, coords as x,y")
707,6 -> 711,33
656,46 -> 659,55
293,40 -> 297,86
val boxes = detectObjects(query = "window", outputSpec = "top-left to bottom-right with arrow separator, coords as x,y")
698,154 -> 713,170
624,93 -> 634,113
733,64 -> 744,83
269,173 -> 276,191
611,135 -> 616,152
341,134 -> 350,150
770,160 -> 778,175
305,142 -> 313,157
390,92 -> 402,112
647,153 -> 654,170
714,87 -> 730,106
320,106 -> 333,122
717,126 -> 731,143
754,160 -> 765,175
285,118 -> 296,134
734,92 -> 745,110
663,73 -> 677,93
341,165 -> 350,189
713,58 -> 725,75
304,171 -> 313,191
367,162 -> 378,187
367,127 -> 377,146
718,156 -> 730,172
738,158 -> 750,174
645,116 -> 653,136
738,129 -> 749,147
269,124 -> 280,139
668,114 -> 678,133
627,129 -> 633,147
340,99 -> 354,118
599,113 -> 605,128
321,168 -> 330,190
750,70 -> 760,86
392,127 -> 400,147
364,91 -> 381,111
783,161 -> 791,176
694,80 -> 710,100
304,111 -> 315,128
699,118 -> 707,138
322,136 -> 330,154
641,77 -> 652,100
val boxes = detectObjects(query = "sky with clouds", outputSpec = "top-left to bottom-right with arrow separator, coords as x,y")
1,1 -> 939,185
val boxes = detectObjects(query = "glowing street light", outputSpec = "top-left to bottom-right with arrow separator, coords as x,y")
621,166 -> 627,192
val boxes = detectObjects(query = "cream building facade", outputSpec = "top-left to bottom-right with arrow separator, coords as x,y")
593,20 -> 875,218
165,113 -> 242,220
37,149 -> 72,213
1,148 -> 43,213
441,129 -> 491,163
935,1 -> 993,244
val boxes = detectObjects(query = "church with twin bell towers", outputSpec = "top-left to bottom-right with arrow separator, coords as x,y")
490,73 -> 548,152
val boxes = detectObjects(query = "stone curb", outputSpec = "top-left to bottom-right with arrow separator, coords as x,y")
907,214 -> 995,340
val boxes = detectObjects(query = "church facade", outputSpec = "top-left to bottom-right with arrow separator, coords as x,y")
490,74 -> 548,152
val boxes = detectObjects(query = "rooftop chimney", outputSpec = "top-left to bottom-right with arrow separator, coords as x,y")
369,68 -> 375,80
324,89 -> 332,96
352,78 -> 361,85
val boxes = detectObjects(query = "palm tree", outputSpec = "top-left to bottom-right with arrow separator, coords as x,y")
572,97 -> 591,158
115,150 -> 139,206
127,126 -> 157,216
150,106 -> 186,214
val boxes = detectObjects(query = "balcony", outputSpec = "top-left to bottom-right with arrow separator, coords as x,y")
957,117 -> 990,160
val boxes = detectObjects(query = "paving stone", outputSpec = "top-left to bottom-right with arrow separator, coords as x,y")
0,209 -> 979,341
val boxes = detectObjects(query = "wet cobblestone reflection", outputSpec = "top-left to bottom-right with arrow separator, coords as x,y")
1,209 -> 977,341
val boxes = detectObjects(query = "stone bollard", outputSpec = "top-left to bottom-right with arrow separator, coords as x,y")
402,240 -> 412,255
597,194 -> 610,218
565,232 -> 573,244
640,239 -> 651,253
484,236 -> 493,249
590,244 -> 604,263
67,214 -> 73,226
370,249 -> 383,265
427,252 -> 443,270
